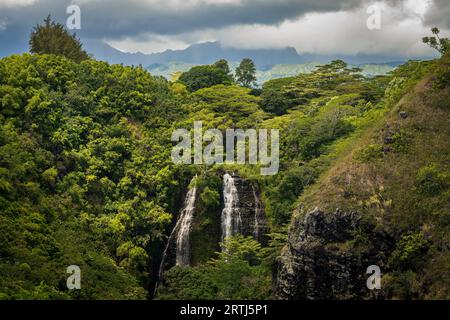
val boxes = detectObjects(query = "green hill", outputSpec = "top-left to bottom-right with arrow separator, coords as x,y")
277,53 -> 450,299
0,50 -> 448,300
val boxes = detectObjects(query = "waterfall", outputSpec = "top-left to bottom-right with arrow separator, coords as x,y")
175,183 -> 197,266
221,173 -> 242,243
158,176 -> 197,280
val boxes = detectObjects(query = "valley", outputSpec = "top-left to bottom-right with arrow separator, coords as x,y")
0,13 -> 449,301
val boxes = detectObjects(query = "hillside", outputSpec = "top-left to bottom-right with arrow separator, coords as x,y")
0,50 -> 448,300
277,53 -> 450,299
0,54 -> 188,299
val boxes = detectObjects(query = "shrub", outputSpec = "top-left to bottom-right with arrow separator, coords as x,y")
434,65 -> 450,89
357,144 -> 384,162
383,270 -> 421,299
415,164 -> 448,195
200,186 -> 220,207
157,236 -> 271,300
391,130 -> 411,153
389,232 -> 431,271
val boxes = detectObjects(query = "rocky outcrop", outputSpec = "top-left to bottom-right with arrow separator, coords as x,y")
276,208 -> 393,300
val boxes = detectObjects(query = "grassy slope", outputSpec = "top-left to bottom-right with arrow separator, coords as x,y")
292,55 -> 450,299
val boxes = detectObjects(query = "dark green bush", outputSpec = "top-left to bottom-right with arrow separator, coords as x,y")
415,164 -> 448,195
388,232 -> 431,271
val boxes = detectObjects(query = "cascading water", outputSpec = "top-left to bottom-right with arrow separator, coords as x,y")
158,176 -> 197,280
221,173 -> 242,243
175,183 -> 197,266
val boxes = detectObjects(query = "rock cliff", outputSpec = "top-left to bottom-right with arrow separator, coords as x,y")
276,208 -> 393,300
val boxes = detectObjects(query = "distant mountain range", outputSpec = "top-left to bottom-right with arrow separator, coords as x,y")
84,40 -> 413,69
81,40 -> 420,85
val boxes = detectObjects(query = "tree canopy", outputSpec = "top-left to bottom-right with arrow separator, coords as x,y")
213,59 -> 233,78
179,65 -> 233,92
29,15 -> 90,63
422,27 -> 450,56
235,58 -> 257,88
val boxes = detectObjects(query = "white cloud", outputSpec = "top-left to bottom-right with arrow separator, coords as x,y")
0,19 -> 7,31
1,0 -> 448,57
0,0 -> 37,8
108,35 -> 189,54
107,0 -> 447,57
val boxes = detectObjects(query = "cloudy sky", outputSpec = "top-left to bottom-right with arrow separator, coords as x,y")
0,0 -> 449,57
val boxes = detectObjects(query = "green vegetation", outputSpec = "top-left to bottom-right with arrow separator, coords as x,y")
259,77 -> 297,115
255,60 -> 393,227
235,58 -> 257,88
388,232 -> 431,271
295,52 -> 450,299
29,16 -> 89,63
178,63 -> 233,92
1,24 -> 449,300
147,61 -> 393,86
0,53 -> 186,299
157,236 -> 271,299
415,164 -> 448,196
213,59 -> 233,79
422,27 -> 450,56
189,174 -> 222,265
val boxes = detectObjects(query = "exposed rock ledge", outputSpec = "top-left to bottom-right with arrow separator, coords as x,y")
276,208 -> 393,300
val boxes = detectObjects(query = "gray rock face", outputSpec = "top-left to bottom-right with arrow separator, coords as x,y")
276,208 -> 393,300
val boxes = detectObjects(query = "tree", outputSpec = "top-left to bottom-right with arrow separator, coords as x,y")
0,53 -> 180,299
29,15 -> 90,63
423,27 -> 450,56
235,58 -> 257,88
192,84 -> 265,129
260,76 -> 297,115
156,236 -> 271,299
213,59 -> 233,79
178,65 -> 232,92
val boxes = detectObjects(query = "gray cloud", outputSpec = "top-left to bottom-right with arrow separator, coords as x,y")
424,0 -> 450,28
0,0 -> 371,39
0,0 -> 447,57
0,0 -> 369,55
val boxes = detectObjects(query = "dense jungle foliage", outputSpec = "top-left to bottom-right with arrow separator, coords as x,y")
0,28 -> 448,299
